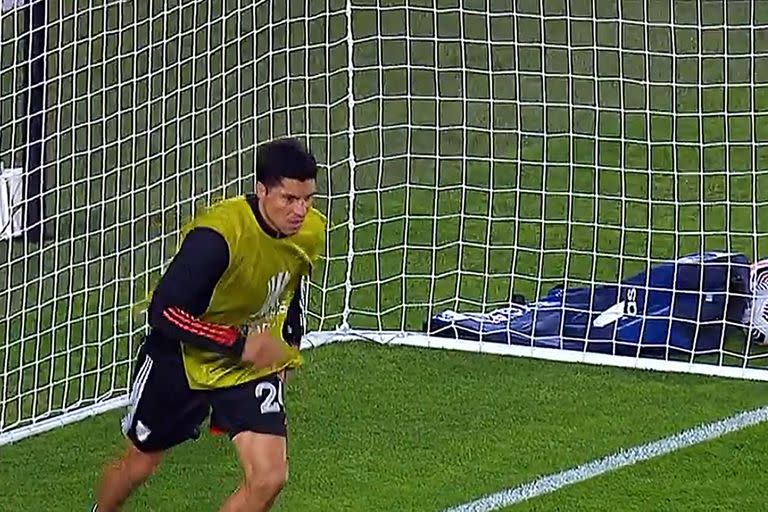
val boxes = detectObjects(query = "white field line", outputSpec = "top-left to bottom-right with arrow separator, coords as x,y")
443,404 -> 768,512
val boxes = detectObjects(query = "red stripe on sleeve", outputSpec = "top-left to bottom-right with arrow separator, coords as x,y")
163,307 -> 239,346
170,307 -> 237,338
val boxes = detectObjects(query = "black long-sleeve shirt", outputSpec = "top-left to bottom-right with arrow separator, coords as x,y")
146,195 -> 304,358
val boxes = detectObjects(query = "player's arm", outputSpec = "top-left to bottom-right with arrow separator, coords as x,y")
282,277 -> 305,348
276,277 -> 305,383
147,227 -> 247,357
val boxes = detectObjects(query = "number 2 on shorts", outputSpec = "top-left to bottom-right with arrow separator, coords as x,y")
255,380 -> 284,414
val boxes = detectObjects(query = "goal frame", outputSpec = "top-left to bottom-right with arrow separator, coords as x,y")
2,0 -> 767,447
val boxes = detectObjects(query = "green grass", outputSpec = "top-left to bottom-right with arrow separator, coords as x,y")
513,421 -> 768,511
2,0 -> 768,509
1,343 -> 768,512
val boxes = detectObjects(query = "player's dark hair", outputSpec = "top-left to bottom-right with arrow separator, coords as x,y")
256,137 -> 318,188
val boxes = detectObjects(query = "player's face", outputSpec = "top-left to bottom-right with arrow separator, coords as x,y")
257,178 -> 316,235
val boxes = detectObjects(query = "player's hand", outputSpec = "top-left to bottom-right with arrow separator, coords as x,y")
241,330 -> 296,370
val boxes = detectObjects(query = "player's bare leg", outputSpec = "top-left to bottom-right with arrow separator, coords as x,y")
219,431 -> 288,512
93,442 -> 164,511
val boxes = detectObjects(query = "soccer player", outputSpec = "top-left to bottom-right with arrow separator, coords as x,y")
92,137 -> 326,512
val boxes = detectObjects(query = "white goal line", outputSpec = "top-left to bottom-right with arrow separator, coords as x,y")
0,333 -> 342,447
304,330 -> 768,383
2,330 -> 765,448
441,403 -> 768,512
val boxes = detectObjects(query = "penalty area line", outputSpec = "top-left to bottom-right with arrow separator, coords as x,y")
442,404 -> 768,512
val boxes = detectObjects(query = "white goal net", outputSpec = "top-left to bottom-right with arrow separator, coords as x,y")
1,0 -> 767,445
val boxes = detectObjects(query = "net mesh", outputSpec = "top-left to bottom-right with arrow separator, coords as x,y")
1,0 -> 768,440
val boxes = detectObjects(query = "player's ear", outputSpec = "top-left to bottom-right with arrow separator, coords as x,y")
256,181 -> 268,200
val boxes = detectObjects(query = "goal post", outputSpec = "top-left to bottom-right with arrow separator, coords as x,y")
2,0 -> 768,447
306,0 -> 768,382
308,0 -> 768,381
0,0 -> 352,445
